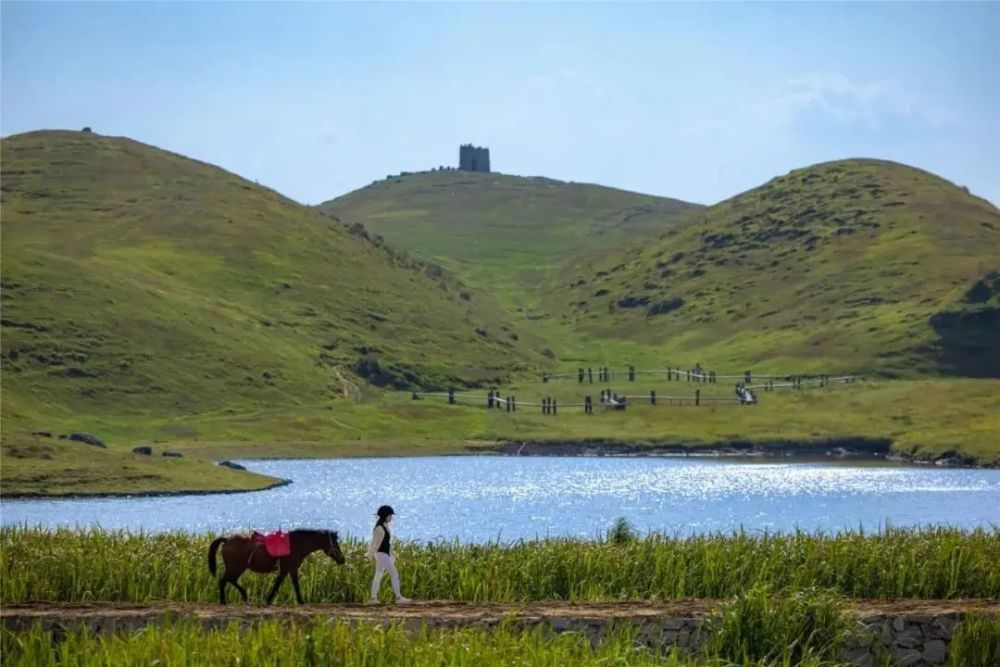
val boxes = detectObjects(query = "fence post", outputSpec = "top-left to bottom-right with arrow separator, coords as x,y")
578,368 -> 584,383
588,367 -> 593,384
512,395 -> 516,413
628,365 -> 635,382
695,389 -> 700,406
506,396 -> 511,412
744,370 -> 751,384
686,370 -> 690,382
543,373 -> 549,383
650,389 -> 656,405
448,388 -> 455,404
552,399 -> 558,416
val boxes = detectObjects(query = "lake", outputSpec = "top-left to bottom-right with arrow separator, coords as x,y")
3,457 -> 998,541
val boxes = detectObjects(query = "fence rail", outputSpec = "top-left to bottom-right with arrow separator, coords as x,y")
402,370 -> 862,416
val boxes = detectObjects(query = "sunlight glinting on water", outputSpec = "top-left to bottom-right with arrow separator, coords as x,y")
3,457 -> 998,540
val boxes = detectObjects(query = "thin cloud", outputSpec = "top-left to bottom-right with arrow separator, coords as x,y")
781,73 -> 961,129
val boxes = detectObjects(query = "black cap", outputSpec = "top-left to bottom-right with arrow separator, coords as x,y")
376,505 -> 395,520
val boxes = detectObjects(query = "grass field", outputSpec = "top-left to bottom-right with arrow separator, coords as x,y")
3,526 -> 999,665
3,132 -> 998,497
0,617 -> 857,667
2,376 -> 998,496
4,526 -> 999,603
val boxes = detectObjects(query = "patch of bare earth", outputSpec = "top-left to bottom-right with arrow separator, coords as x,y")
2,599 -> 997,626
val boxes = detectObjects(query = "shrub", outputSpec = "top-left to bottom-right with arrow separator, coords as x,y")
950,613 -> 1000,667
607,517 -> 638,545
706,585 -> 850,664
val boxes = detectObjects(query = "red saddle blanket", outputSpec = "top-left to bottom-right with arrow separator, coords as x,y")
251,530 -> 291,558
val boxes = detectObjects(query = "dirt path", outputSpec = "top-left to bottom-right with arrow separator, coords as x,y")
3,599 -> 998,625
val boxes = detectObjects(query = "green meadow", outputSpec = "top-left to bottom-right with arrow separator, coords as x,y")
3,376 -> 998,496
5,526 -> 999,603
3,526 -> 999,666
2,131 -> 998,497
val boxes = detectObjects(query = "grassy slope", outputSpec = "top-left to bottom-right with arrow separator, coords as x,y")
3,142 -> 998,497
552,159 -> 1000,375
320,170 -> 701,318
1,437 -> 282,496
0,131 -> 543,494
146,378 -> 999,467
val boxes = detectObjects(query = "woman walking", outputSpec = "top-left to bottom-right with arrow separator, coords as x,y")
368,505 -> 411,604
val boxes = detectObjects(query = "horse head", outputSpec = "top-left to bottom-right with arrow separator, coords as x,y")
325,530 -> 346,564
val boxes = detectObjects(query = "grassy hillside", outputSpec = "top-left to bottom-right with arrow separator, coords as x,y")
551,159 -> 1000,376
0,130 -> 543,492
3,138 -> 998,496
144,377 -> 1000,467
319,170 -> 701,318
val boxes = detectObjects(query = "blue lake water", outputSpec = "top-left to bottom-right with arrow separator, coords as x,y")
2,457 -> 998,541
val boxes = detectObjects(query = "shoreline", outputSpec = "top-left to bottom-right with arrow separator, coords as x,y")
473,437 -> 993,468
3,436 -> 994,500
0,478 -> 292,501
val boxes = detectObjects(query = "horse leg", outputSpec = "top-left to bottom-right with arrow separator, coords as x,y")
218,576 -> 228,605
230,575 -> 249,603
265,571 -> 287,605
289,569 -> 304,604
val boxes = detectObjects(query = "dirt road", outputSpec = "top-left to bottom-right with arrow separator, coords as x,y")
3,599 -> 998,627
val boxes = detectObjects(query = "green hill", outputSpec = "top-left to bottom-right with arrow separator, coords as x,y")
0,130 -> 545,491
3,137 -> 998,493
319,170 -> 702,319
550,159 -> 1000,375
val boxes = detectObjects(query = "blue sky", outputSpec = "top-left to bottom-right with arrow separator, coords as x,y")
3,2 -> 998,205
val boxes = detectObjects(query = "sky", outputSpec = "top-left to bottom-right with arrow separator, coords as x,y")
2,2 -> 998,206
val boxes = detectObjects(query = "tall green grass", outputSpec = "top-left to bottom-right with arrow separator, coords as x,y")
2,526 -> 998,604
0,619 -> 843,667
706,585 -> 850,664
950,613 -> 1000,667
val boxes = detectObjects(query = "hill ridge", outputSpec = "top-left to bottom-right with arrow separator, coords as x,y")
1,130 -> 543,436
551,158 -> 999,375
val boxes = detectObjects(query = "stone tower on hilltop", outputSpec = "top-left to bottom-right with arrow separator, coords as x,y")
459,144 -> 490,173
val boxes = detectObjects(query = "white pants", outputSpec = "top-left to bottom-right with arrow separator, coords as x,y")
371,552 -> 401,600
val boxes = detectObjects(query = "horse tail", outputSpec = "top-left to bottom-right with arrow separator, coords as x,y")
208,537 -> 227,577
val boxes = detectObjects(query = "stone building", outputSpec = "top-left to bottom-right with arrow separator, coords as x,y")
459,144 -> 490,173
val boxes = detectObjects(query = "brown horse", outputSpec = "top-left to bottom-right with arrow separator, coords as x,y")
208,529 -> 345,605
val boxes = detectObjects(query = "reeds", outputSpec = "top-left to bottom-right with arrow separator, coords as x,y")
2,525 -> 998,604
949,613 -> 1000,667
0,619 -> 846,667
705,585 -> 850,664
